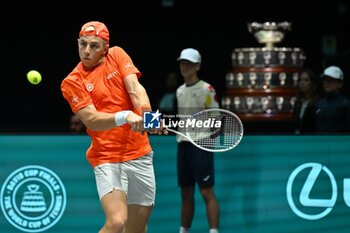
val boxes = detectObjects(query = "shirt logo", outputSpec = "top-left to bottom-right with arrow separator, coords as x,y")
143,110 -> 161,129
107,71 -> 119,80
124,62 -> 133,68
0,165 -> 67,232
71,95 -> 79,104
86,84 -> 94,92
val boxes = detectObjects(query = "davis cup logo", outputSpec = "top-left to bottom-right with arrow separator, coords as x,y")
0,165 -> 67,232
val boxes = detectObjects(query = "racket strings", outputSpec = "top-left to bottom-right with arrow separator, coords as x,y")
186,111 -> 243,150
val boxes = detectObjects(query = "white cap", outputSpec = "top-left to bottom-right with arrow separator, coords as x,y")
321,66 -> 344,80
177,48 -> 201,63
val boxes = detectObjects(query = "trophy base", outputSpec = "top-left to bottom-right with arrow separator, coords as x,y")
222,88 -> 296,121
236,112 -> 294,121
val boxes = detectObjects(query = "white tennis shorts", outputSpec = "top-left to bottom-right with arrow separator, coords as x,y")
93,151 -> 155,206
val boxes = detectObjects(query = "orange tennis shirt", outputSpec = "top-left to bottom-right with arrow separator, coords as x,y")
61,46 -> 152,168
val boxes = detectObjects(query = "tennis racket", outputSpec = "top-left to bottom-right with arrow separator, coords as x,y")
166,108 -> 243,152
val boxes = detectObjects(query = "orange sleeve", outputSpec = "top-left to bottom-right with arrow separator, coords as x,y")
61,77 -> 93,114
111,47 -> 141,80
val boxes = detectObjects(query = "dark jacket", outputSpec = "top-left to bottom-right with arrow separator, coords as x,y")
294,101 -> 317,133
316,93 -> 350,133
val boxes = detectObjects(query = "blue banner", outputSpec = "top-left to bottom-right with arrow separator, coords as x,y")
0,135 -> 350,232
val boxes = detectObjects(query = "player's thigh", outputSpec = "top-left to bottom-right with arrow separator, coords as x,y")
125,204 -> 153,233
126,152 -> 156,206
100,189 -> 128,222
193,147 -> 215,188
177,142 -> 195,187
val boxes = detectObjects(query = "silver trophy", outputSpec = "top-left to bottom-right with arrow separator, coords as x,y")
246,97 -> 254,112
226,73 -> 234,88
278,51 -> 286,65
264,72 -> 272,89
238,52 -> 244,65
247,22 -> 291,49
290,97 -> 296,112
279,72 -> 287,86
293,72 -> 299,87
249,73 -> 257,88
237,73 -> 244,87
263,51 -> 272,65
276,97 -> 284,111
291,52 -> 297,65
234,97 -> 241,110
231,52 -> 236,67
261,97 -> 269,112
249,52 -> 257,65
222,97 -> 231,109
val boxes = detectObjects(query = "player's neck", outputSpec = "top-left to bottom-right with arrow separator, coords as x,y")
82,57 -> 105,71
184,75 -> 199,86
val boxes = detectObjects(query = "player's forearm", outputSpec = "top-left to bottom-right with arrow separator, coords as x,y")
77,105 -> 122,131
81,112 -> 117,131
124,74 -> 152,115
128,84 -> 152,114
77,105 -> 143,132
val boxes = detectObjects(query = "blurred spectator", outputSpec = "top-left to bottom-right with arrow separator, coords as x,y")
70,115 -> 86,133
316,66 -> 350,133
293,68 -> 321,134
158,72 -> 180,115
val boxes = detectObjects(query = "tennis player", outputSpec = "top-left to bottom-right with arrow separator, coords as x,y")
61,21 -> 164,233
176,48 -> 220,233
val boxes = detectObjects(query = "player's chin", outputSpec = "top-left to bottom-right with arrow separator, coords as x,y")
82,59 -> 96,68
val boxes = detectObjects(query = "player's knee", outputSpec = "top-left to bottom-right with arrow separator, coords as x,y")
134,225 -> 147,233
199,187 -> 215,201
125,223 -> 147,233
181,186 -> 194,201
106,215 -> 127,232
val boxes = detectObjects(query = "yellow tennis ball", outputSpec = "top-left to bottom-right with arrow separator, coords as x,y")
27,70 -> 42,85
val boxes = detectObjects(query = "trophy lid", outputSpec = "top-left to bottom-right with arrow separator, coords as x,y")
247,22 -> 292,49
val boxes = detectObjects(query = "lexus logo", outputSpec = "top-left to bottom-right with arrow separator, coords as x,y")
286,163 -> 337,220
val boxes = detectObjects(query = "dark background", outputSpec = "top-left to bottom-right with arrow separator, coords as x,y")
0,1 -> 349,133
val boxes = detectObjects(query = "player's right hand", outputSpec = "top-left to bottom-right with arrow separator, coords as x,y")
126,112 -> 144,134
126,112 -> 168,135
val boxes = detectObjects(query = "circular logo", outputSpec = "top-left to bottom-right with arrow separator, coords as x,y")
286,163 -> 337,220
0,165 -> 67,232
86,84 -> 94,92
